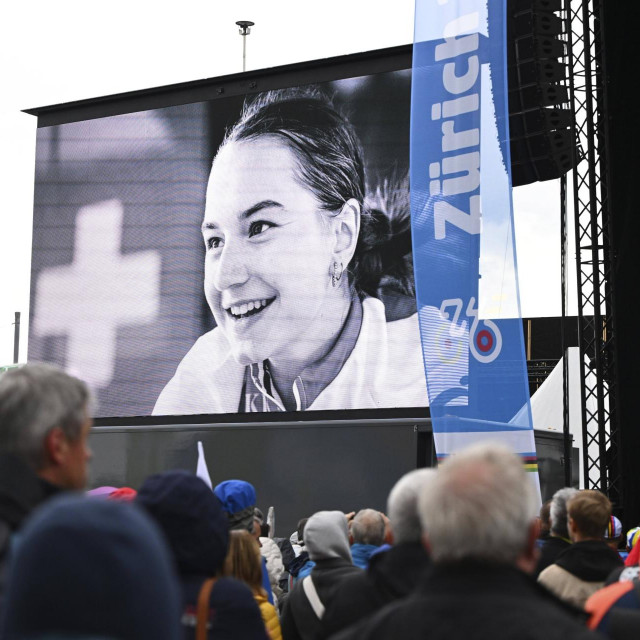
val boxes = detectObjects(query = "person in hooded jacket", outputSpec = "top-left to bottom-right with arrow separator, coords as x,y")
318,469 -> 433,638
0,495 -> 182,640
281,510 -> 361,640
136,470 -> 268,640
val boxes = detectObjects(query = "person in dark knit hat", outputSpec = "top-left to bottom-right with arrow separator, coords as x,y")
0,495 -> 181,640
137,470 -> 268,640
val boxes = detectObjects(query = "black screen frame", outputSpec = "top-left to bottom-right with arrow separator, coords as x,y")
25,45 -> 412,126
26,44 -> 432,428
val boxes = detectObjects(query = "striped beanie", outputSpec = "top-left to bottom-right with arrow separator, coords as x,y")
627,526 -> 640,550
604,515 -> 622,540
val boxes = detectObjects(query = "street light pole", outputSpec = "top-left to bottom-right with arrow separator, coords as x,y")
235,20 -> 255,72
13,311 -> 20,364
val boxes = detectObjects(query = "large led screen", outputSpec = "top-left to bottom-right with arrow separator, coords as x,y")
29,69 -> 430,418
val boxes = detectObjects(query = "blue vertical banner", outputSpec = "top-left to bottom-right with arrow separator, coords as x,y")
411,0 -> 540,495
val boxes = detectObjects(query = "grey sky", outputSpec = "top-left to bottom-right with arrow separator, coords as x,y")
0,0 -> 574,365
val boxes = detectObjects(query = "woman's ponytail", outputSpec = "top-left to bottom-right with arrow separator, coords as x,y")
350,175 -> 414,299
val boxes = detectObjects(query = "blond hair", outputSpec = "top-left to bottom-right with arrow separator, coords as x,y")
224,530 -> 266,596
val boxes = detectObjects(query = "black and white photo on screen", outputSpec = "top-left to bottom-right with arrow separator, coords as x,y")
29,71 -> 430,417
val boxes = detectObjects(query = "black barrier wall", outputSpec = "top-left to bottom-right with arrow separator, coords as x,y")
89,419 -> 423,534
88,419 -> 573,534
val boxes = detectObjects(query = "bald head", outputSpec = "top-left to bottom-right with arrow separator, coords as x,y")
351,509 -> 385,546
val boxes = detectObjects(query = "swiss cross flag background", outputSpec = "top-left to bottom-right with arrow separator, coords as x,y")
29,103 -> 212,416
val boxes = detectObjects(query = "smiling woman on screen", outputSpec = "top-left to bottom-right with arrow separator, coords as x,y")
153,87 -> 429,415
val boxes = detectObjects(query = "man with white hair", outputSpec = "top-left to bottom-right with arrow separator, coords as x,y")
333,443 -> 597,640
319,469 -> 434,638
535,487 -> 578,577
0,364 -> 93,613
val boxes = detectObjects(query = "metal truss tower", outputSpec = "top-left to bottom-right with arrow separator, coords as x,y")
566,0 -> 621,504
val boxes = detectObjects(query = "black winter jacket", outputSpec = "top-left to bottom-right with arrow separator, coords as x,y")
319,542 -> 430,638
330,560 -> 599,640
536,536 -> 573,577
0,454 -> 61,616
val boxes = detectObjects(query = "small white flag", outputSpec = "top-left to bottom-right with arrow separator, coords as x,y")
267,506 -> 275,538
196,441 -> 212,489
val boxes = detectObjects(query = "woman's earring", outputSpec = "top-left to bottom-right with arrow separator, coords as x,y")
331,261 -> 343,288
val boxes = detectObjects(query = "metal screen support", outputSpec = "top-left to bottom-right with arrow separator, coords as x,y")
560,175 -> 572,487
566,0 -> 621,505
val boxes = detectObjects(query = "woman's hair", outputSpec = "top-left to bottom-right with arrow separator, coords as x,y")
224,530 -> 265,596
219,87 -> 413,298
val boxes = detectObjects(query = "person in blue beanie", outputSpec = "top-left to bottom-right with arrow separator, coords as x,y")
214,479 -> 274,605
0,495 -> 182,640
137,471 -> 268,640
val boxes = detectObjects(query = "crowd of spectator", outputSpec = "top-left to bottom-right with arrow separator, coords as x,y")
1,363 -> 639,639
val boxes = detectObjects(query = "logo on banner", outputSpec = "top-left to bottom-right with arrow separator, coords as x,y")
439,298 -> 502,364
